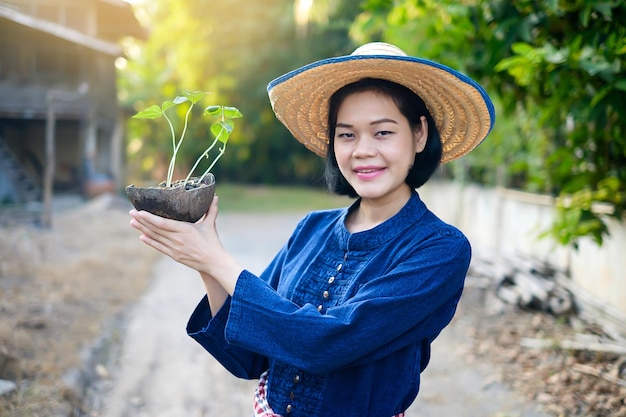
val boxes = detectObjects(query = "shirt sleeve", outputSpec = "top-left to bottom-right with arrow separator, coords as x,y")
224,231 -> 471,375
186,295 -> 269,379
185,226 -> 301,379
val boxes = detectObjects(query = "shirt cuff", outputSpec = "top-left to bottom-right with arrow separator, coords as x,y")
186,294 -> 232,338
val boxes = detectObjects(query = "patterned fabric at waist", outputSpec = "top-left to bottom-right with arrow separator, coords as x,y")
253,371 -> 406,417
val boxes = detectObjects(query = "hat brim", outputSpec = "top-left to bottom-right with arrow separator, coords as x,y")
268,54 -> 495,163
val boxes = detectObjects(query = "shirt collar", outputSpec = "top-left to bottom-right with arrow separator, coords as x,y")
334,190 -> 427,251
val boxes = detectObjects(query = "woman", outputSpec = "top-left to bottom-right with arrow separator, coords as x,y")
129,42 -> 495,416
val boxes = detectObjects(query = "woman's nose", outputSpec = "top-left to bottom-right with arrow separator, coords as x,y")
352,136 -> 376,158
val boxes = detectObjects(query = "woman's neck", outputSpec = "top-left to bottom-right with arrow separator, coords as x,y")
345,188 -> 412,233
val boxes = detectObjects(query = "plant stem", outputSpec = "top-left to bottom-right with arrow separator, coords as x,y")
165,100 -> 195,187
198,146 -> 225,181
184,137 -> 219,186
184,106 -> 231,186
198,110 -> 227,180
163,112 -> 177,187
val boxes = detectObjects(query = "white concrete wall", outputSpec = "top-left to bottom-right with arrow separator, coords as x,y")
419,181 -> 626,324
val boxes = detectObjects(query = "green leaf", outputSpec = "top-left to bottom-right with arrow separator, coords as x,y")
510,42 -> 535,57
592,2 -> 614,20
545,0 -> 559,13
210,123 -> 224,139
495,55 -> 536,86
222,106 -> 243,119
172,96 -> 189,105
590,85 -> 612,108
614,79 -> 626,92
161,100 -> 177,112
494,55 -> 527,72
211,120 -> 233,143
580,6 -> 591,27
543,44 -> 568,64
205,105 -> 223,117
183,90 -> 209,104
132,104 -> 163,119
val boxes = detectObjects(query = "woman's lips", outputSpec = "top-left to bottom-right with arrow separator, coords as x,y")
353,166 -> 386,180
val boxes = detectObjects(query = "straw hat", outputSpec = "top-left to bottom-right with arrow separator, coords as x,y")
267,42 -> 495,163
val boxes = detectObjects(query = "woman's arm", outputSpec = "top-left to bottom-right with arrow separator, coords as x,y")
200,272 -> 228,316
186,237 -> 296,379
129,197 -> 243,296
130,197 -> 274,379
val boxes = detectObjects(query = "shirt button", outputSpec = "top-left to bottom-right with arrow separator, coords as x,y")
317,304 -> 323,312
286,404 -> 293,413
294,374 -> 300,384
328,276 -> 335,284
336,264 -> 343,271
323,290 -> 329,299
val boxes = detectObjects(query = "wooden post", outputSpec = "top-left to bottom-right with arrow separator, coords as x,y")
111,110 -> 124,190
40,83 -> 89,228
41,92 -> 56,228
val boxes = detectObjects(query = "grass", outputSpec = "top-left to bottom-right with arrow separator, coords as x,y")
213,183 -> 353,213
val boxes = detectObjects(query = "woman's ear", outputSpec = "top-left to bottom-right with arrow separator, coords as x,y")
414,116 -> 428,153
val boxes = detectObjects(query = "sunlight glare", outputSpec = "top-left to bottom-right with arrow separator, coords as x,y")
115,57 -> 128,70
295,0 -> 313,27
128,138 -> 143,156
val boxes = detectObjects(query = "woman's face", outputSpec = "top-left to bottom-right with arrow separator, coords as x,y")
333,90 -> 428,205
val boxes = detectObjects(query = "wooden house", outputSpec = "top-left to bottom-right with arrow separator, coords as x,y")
0,0 -> 144,211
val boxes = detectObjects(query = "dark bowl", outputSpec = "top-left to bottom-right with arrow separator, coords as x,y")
125,174 -> 215,222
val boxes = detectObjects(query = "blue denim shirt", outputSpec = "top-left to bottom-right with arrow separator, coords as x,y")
187,190 -> 470,416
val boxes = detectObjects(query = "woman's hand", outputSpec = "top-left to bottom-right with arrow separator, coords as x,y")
129,197 -> 242,295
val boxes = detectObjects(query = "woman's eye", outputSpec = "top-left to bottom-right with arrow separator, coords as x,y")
336,132 -> 354,139
377,130 -> 393,137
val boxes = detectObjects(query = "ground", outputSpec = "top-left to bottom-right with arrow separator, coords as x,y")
0,195 -> 159,416
468,303 -> 626,416
0,194 -> 624,416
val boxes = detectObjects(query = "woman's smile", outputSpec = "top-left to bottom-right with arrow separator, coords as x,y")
353,165 -> 387,180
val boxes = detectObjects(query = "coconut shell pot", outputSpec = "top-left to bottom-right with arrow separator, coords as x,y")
125,173 -> 215,223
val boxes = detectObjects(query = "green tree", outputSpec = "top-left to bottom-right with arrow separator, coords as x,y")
352,0 -> 626,248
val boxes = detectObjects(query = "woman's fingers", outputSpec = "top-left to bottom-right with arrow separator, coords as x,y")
206,196 -> 219,224
138,230 -> 174,257
129,210 -> 185,249
128,197 -> 222,271
129,209 -> 183,232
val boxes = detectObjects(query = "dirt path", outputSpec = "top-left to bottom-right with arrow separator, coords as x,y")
92,212 -> 549,417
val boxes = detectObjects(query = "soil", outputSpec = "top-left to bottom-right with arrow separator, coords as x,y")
0,194 -> 625,416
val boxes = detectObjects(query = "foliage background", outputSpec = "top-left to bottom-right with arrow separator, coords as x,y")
118,0 -> 625,247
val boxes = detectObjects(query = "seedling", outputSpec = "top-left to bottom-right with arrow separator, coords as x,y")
132,90 -> 242,188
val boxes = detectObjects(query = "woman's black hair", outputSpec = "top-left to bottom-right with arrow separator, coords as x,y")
325,78 -> 442,197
